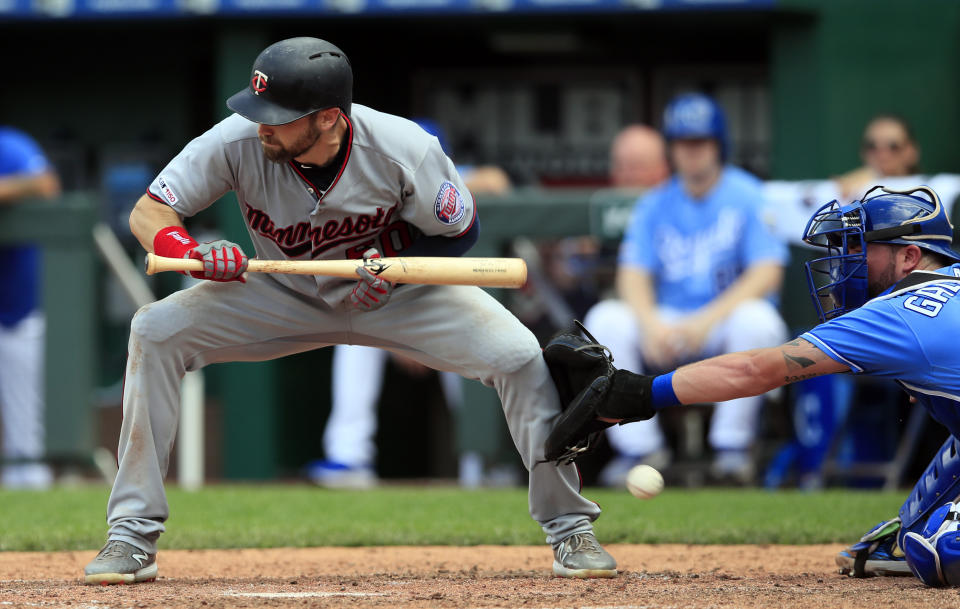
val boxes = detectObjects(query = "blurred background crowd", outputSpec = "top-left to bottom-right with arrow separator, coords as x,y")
1,0 -> 959,492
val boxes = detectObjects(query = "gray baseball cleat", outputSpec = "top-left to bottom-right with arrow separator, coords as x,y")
552,532 -> 618,578
84,540 -> 158,585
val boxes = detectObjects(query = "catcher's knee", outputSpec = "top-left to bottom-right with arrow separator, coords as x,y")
904,501 -> 960,586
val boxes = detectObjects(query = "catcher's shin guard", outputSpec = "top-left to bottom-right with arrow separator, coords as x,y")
902,502 -> 960,586
900,436 -> 960,543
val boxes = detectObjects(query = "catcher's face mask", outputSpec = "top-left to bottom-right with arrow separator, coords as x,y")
802,200 -> 869,322
802,185 -> 959,322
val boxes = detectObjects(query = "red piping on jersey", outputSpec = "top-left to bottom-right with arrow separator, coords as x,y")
288,112 -> 354,201
146,190 -> 165,204
117,352 -> 128,464
288,163 -> 320,199
452,194 -> 479,238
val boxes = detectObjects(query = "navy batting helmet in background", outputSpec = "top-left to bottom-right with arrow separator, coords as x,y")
662,92 -> 729,161
227,37 -> 353,126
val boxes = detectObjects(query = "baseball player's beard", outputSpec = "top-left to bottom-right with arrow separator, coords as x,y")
867,257 -> 897,298
260,120 -> 323,164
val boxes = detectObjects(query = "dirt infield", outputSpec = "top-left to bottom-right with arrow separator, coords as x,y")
0,544 -> 949,608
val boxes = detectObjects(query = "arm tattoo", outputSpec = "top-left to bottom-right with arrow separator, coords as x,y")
784,372 -> 820,383
782,339 -> 817,370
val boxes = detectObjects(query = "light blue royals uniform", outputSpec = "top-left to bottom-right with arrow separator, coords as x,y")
803,265 -> 960,436
584,166 -> 789,464
620,166 -> 788,311
0,127 -> 53,488
0,128 -> 49,327
803,265 -> 960,554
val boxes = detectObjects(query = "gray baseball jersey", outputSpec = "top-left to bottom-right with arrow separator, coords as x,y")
105,105 -> 602,560
148,105 -> 474,308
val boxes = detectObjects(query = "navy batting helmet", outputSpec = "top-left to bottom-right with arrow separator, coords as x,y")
802,185 -> 960,321
662,93 -> 729,161
227,37 -> 353,126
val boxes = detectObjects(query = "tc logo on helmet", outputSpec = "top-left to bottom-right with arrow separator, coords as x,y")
251,70 -> 269,95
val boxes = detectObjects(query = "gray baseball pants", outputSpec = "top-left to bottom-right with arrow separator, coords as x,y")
105,273 -> 600,554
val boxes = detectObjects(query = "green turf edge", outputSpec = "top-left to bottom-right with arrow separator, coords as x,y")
0,484 -> 904,552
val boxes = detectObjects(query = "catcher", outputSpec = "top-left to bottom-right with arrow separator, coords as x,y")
544,185 -> 960,586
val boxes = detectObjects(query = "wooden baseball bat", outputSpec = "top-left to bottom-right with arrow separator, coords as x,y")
144,253 -> 528,288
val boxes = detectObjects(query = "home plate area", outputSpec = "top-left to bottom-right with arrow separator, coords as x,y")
0,545 -> 947,609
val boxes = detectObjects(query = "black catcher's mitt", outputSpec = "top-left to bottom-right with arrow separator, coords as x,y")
543,321 -> 656,465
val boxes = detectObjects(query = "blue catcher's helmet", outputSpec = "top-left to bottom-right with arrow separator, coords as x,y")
903,501 -> 960,587
662,93 -> 729,161
802,185 -> 960,322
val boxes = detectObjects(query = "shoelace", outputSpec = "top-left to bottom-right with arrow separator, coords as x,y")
98,541 -> 130,559
563,534 -> 602,556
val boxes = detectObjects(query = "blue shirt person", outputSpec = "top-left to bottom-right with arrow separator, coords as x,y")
582,93 -> 788,486
0,126 -> 60,489
565,184 -> 960,586
0,127 -> 59,327
802,265 -> 960,437
620,165 -> 787,313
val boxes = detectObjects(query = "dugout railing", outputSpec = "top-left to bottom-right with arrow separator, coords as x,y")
0,194 -> 98,472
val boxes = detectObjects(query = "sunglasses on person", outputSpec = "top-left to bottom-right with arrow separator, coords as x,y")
862,138 -> 907,153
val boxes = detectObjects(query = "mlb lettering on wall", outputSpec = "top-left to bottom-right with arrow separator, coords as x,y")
413,68 -> 642,186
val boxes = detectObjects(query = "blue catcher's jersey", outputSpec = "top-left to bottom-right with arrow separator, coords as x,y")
802,264 -> 960,437
0,127 -> 51,327
618,166 -> 787,311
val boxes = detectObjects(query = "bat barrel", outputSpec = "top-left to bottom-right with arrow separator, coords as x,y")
142,253 -> 527,288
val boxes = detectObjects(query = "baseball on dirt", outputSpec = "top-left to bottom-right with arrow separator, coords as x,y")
626,464 -> 664,499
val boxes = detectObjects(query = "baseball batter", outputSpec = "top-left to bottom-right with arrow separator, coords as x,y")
83,37 -> 616,585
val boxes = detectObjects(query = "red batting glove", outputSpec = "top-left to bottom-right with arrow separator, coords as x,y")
153,227 -> 248,283
349,248 -> 394,311
188,240 -> 249,282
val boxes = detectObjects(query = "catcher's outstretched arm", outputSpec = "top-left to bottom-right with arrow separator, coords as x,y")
546,337 -> 848,465
670,338 -> 849,405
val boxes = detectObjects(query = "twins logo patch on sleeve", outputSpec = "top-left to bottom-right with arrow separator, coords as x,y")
158,176 -> 179,205
434,181 -> 465,225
